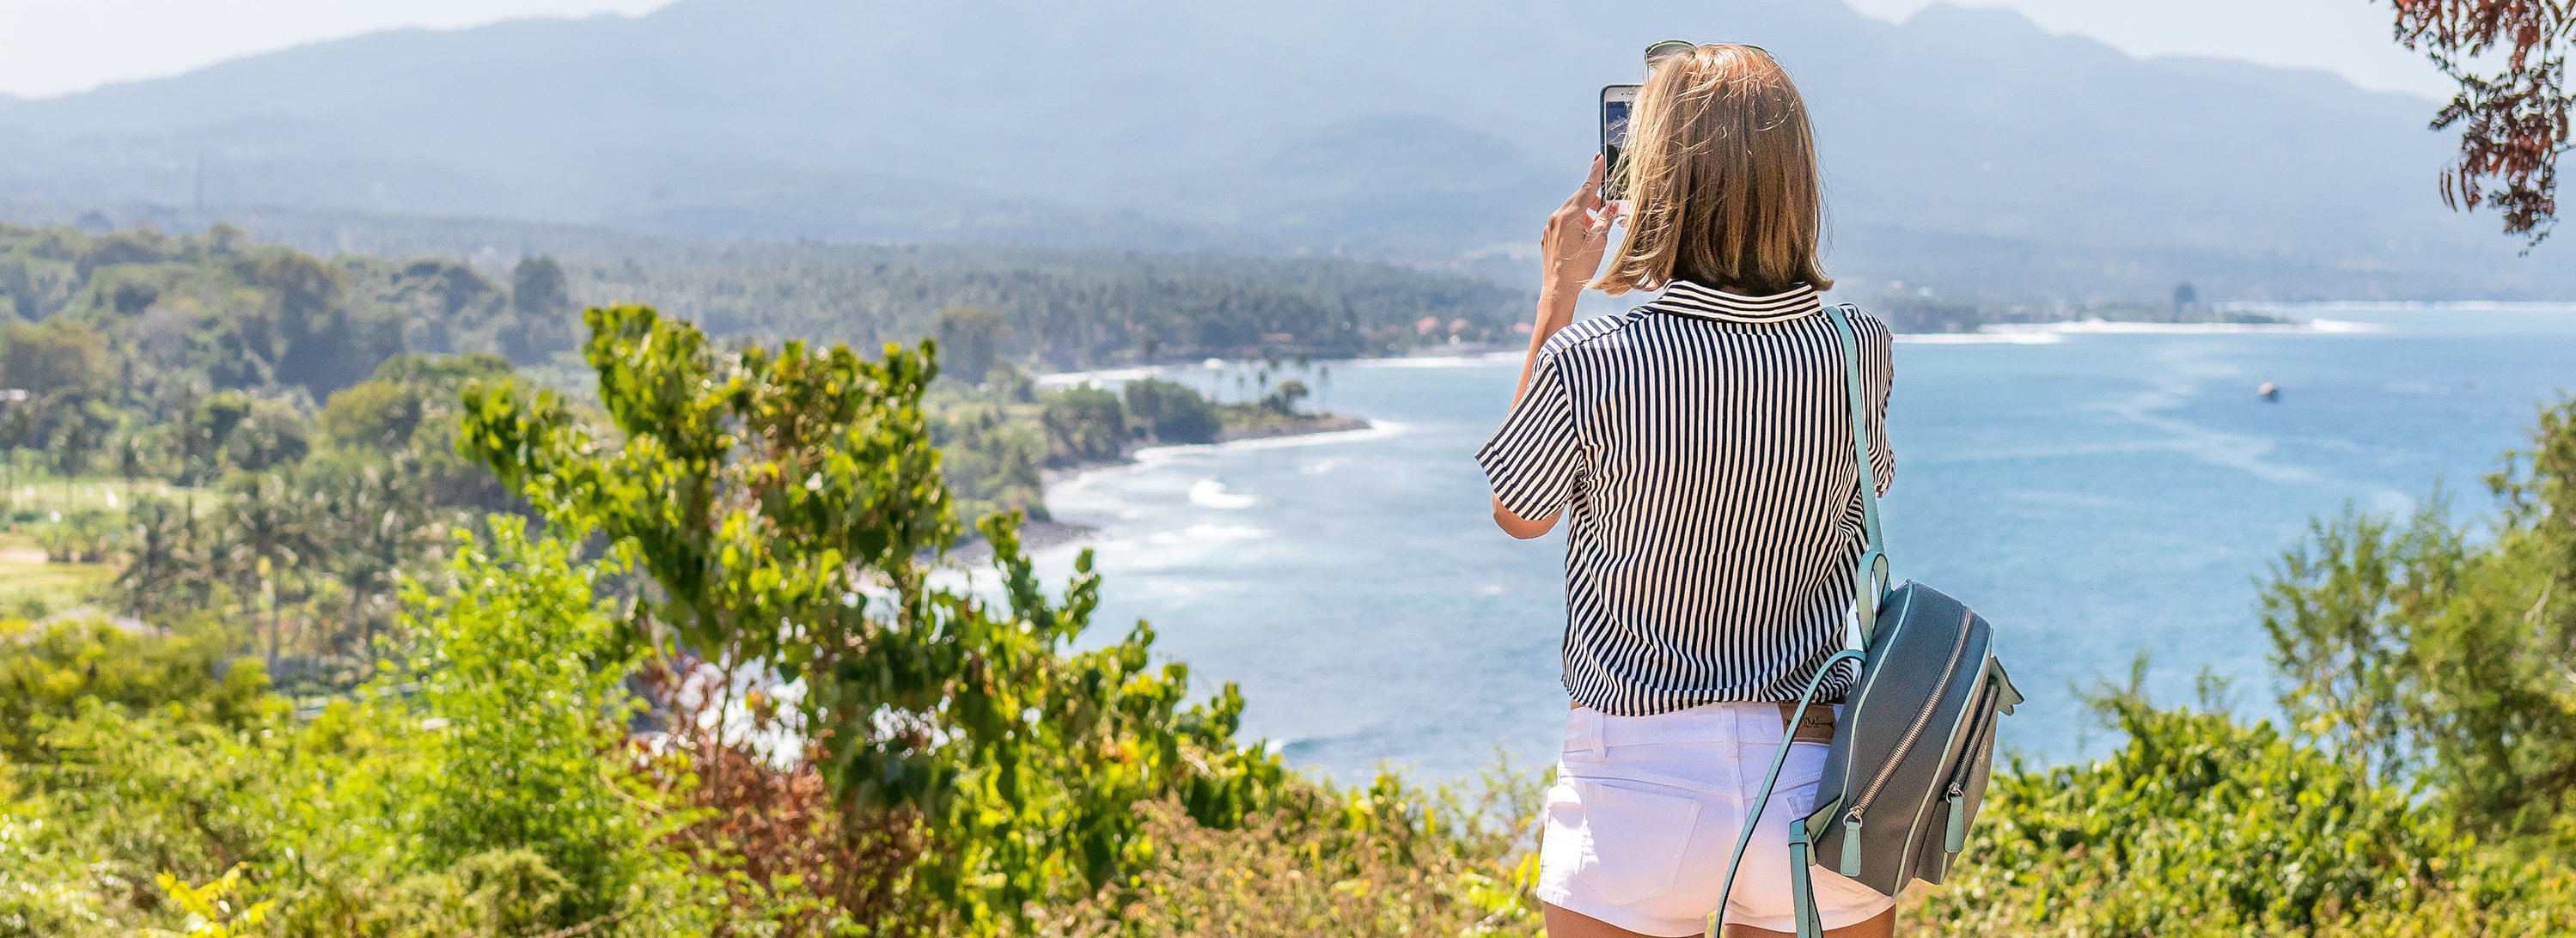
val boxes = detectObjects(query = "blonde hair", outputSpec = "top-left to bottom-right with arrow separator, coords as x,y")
1595,45 -> 1832,295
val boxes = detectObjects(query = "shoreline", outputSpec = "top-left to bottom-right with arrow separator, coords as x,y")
1037,311 -> 2392,387
1012,414 -> 1391,558
1040,413 -> 1380,488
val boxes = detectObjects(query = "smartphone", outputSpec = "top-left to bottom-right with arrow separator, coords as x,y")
1600,84 -> 1639,201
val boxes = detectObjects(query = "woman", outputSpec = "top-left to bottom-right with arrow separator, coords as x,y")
1476,45 -> 1897,938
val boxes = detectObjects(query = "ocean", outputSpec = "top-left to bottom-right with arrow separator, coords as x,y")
1019,303 -> 2576,784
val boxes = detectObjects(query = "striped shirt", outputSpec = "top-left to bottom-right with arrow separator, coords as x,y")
1476,281 -> 1895,716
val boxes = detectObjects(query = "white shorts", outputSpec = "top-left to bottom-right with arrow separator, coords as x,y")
1535,703 -> 1896,936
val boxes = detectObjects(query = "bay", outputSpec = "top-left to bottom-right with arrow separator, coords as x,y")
1022,303 -> 2576,783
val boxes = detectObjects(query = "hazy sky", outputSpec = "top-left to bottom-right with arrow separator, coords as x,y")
0,0 -> 2450,100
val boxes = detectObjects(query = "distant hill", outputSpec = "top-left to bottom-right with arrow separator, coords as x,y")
2,0 -> 2564,301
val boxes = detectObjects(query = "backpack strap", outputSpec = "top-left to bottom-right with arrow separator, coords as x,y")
1826,303 -> 1883,551
1826,303 -> 1890,649
1705,649 -> 1865,938
1707,305 -> 1889,938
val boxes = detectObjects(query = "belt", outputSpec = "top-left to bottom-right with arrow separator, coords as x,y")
1562,700 -> 1839,745
1779,702 -> 1837,744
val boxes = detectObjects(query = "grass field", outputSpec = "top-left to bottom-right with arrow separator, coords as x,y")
2,476 -> 199,518
0,474 -> 171,619
0,532 -> 113,618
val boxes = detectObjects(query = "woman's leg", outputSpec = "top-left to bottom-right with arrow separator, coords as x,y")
1720,905 -> 1895,938
1544,901 -> 1682,938
1547,901 -> 1897,937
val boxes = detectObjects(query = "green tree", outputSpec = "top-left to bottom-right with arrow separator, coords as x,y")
1917,681 -> 2576,935
2264,396 -> 2576,844
0,616 -> 271,761
1123,377 -> 1219,444
399,518 -> 661,931
1261,379 -> 1311,416
318,352 -> 517,512
503,256 -> 576,363
1041,384 -> 1126,466
461,304 -> 1279,929
937,306 -> 1008,386
0,318 -> 111,396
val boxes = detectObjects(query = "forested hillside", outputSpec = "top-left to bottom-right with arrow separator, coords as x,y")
6,0 -> 2567,299
556,241 -> 1525,369
0,222 -> 1389,683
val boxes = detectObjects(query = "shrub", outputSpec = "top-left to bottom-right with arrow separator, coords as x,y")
461,305 -> 1283,932
2263,396 -> 2576,844
395,518 -> 672,931
1042,384 -> 1126,466
1914,679 -> 2576,935
0,616 -> 271,760
1042,769 -> 1547,937
1122,378 -> 1218,444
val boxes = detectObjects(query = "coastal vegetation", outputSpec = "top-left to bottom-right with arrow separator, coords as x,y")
3,220 -> 2573,934
1861,288 -> 2293,335
0,222 -> 1362,632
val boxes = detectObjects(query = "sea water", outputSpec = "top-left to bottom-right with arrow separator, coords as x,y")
1023,304 -> 2576,783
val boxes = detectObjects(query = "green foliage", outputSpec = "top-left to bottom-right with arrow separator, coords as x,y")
1041,384 -> 1126,466
1918,685 -> 2448,934
504,256 -> 577,364
315,352 -> 520,511
1261,379 -> 1310,416
1044,770 -> 1548,936
30,508 -> 117,563
1919,399 -> 2576,934
1916,681 -> 2576,935
931,398 -> 1050,524
2263,395 -> 2576,844
1121,378 -> 1218,445
462,304 -> 1283,930
938,306 -> 1009,386
0,317 -> 111,396
552,241 -> 1520,370
0,616 -> 272,761
0,539 -> 708,936
150,866 -> 274,938
398,518 -> 661,929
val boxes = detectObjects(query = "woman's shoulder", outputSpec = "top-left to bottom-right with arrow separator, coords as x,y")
1828,302 -> 1896,346
1535,313 -> 1641,363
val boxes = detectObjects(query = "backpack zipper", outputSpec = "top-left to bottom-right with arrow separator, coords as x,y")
1839,606 -> 1975,874
1940,672 -> 2003,854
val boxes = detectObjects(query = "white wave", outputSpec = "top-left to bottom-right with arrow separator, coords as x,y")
2232,300 -> 2576,314
1980,320 -> 2383,336
1035,366 -> 1158,387
1131,420 -> 1403,463
1299,456 -> 1346,476
1157,522 -> 1267,544
1895,332 -> 2064,344
1352,351 -> 1522,368
1187,478 -> 1259,509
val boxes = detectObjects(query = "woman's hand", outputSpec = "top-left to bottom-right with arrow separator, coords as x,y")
1539,155 -> 1623,300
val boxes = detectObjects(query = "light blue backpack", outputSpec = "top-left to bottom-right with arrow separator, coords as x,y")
1710,304 -> 2022,938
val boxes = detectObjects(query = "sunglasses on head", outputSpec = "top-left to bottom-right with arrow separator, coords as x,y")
1644,40 -> 1773,65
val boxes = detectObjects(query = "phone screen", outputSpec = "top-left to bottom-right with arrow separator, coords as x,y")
1600,86 -> 1637,201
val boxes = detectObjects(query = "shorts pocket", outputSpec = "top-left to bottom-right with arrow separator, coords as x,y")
1541,778 -> 1706,907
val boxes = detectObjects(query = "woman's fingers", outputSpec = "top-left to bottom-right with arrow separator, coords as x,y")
1590,198 -> 1622,238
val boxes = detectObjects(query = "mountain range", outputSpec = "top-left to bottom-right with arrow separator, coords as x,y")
2,0 -> 2564,301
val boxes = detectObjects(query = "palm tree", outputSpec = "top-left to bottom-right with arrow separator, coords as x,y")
223,474 -> 307,667
113,496 -> 201,619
